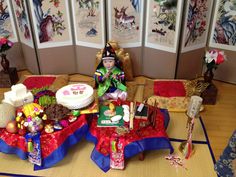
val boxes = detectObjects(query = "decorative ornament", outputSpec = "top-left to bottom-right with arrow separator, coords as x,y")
60,119 -> 69,128
110,134 -> 125,170
68,115 -> 77,123
204,49 -> 226,83
25,132 -> 42,166
184,78 -> 210,97
44,124 -> 54,133
22,103 -> 44,118
72,110 -> 80,117
165,154 -> 187,170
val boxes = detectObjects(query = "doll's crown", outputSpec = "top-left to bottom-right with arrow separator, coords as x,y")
102,43 -> 116,60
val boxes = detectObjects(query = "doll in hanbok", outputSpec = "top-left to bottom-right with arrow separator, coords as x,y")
94,43 -> 127,101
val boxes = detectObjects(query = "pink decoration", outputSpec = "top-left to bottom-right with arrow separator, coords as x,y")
165,154 -> 187,170
60,120 -> 69,128
63,90 -> 70,95
71,84 -> 86,91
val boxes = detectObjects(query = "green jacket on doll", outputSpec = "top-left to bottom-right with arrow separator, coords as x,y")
94,66 -> 127,97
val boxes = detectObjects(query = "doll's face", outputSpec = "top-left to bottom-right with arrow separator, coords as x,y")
103,59 -> 115,70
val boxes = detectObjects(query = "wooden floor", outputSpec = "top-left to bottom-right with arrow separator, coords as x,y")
0,70 -> 235,161
201,80 -> 236,159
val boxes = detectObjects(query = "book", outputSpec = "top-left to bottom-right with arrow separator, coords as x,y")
135,104 -> 148,120
97,105 -> 124,127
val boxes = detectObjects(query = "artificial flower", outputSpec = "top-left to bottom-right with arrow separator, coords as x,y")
204,49 -> 226,70
0,37 -> 14,55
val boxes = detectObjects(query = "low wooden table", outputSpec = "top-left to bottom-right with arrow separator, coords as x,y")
0,68 -> 19,88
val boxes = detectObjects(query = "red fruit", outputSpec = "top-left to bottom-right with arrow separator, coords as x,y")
6,120 -> 18,134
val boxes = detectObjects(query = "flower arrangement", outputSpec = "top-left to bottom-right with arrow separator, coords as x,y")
0,37 -> 14,56
204,49 -> 226,71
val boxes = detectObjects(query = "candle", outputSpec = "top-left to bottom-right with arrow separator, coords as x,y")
187,96 -> 203,118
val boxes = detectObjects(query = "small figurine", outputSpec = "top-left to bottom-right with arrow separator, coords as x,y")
94,43 -> 127,101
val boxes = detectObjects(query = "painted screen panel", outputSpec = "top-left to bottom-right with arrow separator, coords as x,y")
209,0 -> 236,51
72,0 -> 105,49
107,0 -> 144,48
0,0 -> 18,42
181,0 -> 213,53
12,0 -> 33,47
145,0 -> 183,53
29,0 -> 72,49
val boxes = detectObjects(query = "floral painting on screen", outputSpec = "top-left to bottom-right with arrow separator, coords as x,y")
182,0 -> 213,52
210,0 -> 236,51
30,0 -> 72,48
12,0 -> 33,47
0,0 -> 17,42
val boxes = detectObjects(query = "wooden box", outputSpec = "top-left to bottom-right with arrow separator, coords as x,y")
201,83 -> 218,105
0,68 -> 19,88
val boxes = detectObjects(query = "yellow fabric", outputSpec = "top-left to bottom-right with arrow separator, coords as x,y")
145,96 -> 190,112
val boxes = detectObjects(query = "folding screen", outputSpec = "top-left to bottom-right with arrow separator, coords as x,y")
5,0 -> 235,82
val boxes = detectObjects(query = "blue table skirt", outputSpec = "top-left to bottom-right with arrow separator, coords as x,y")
86,132 -> 174,172
0,124 -> 88,171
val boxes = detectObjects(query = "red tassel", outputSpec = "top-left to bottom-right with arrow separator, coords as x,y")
185,142 -> 192,159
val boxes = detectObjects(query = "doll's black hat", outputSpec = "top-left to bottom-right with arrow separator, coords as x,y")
102,43 -> 116,60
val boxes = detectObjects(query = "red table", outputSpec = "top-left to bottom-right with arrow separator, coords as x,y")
86,106 -> 173,172
0,114 -> 88,170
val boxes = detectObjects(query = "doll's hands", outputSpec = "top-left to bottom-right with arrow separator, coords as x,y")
104,72 -> 110,78
111,74 -> 117,80
102,72 -> 111,81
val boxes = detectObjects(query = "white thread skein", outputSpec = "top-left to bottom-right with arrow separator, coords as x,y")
187,96 -> 203,118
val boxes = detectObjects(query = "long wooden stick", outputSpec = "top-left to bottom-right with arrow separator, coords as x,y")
129,102 -> 134,130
